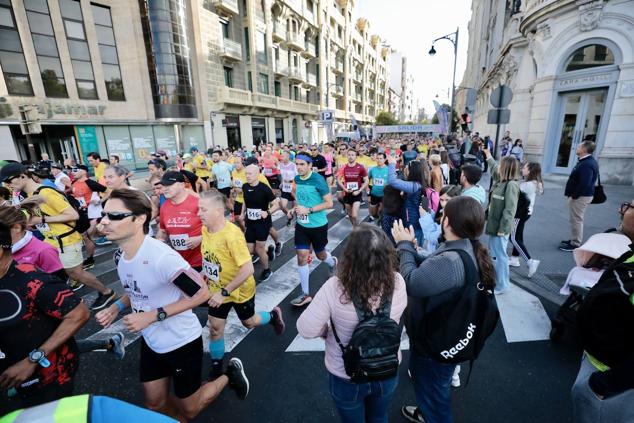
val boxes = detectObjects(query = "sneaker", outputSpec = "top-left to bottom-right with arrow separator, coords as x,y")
267,245 -> 276,262
82,256 -> 95,270
508,256 -> 520,267
368,215 -> 375,222
259,268 -> 272,282
109,332 -> 126,360
67,278 -> 84,292
286,218 -> 292,227
494,288 -> 508,295
527,259 -> 541,278
91,290 -> 116,311
226,358 -> 249,400
275,242 -> 282,257
94,236 -> 112,246
290,293 -> 312,307
558,244 -> 577,252
329,256 -> 338,276
451,365 -> 461,387
401,405 -> 426,423
209,359 -> 224,381
559,239 -> 573,247
270,307 -> 285,335
251,254 -> 260,264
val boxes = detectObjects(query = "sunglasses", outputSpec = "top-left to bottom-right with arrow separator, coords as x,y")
619,202 -> 634,215
101,211 -> 135,221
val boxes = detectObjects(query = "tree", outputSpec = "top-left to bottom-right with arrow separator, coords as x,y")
375,111 -> 398,126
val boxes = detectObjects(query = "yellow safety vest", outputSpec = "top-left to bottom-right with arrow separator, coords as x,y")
1,394 -> 89,422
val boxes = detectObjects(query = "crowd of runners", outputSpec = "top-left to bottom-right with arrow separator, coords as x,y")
0,133 -> 629,423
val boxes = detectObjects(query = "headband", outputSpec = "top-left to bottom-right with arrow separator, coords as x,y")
295,154 -> 313,164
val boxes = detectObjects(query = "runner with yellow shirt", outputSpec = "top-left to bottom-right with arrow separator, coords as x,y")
87,152 -> 108,185
197,189 -> 285,380
191,147 -> 213,188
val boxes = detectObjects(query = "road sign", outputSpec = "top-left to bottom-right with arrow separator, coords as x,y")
487,108 -> 511,125
490,85 -> 513,108
319,110 -> 334,123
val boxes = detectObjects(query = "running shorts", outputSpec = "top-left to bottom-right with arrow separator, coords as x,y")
343,192 -> 363,205
234,201 -> 243,217
370,194 -> 383,206
208,296 -> 255,321
281,191 -> 295,201
139,336 -> 202,399
245,220 -> 272,243
266,175 -> 280,190
295,223 -> 328,253
218,187 -> 232,198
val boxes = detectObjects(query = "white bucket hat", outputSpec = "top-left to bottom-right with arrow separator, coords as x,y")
573,232 -> 631,266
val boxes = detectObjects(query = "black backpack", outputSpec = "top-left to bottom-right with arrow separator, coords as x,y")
331,294 -> 401,383
418,249 -> 499,365
448,147 -> 462,168
515,190 -> 530,220
35,186 -> 91,248
577,248 -> 634,368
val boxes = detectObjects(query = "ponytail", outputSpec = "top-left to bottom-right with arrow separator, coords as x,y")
473,239 -> 496,290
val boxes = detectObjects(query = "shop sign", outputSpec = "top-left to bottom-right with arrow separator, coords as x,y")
558,73 -> 612,89
0,97 -> 106,120
76,126 -> 99,166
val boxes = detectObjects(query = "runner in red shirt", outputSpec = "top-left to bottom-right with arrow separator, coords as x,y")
337,149 -> 369,226
157,171 -> 203,270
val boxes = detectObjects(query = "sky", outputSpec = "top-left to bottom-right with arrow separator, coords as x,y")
353,0 -> 472,116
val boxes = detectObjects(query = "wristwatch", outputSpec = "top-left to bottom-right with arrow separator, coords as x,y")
221,288 -> 230,297
156,307 -> 168,322
28,349 -> 50,368
309,207 -> 314,213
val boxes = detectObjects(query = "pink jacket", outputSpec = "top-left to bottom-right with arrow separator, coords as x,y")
297,274 -> 408,380
13,235 -> 64,274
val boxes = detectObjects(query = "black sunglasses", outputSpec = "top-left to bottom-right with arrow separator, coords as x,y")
101,211 -> 135,221
620,202 -> 633,215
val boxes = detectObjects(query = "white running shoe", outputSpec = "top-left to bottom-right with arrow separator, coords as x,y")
527,259 -> 541,278
508,256 -> 520,267
451,365 -> 461,387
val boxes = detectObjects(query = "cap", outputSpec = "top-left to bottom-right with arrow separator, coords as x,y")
190,146 -> 199,153
182,153 -> 192,159
243,156 -> 259,166
160,171 -> 185,186
31,166 -> 53,178
0,163 -> 27,182
74,164 -> 89,172
51,162 -> 63,170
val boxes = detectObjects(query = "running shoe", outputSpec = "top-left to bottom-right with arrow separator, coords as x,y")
275,242 -> 282,257
559,239 -> 573,247
508,256 -> 520,267
270,307 -> 285,335
259,268 -> 273,282
330,256 -> 338,276
209,359 -> 224,381
109,332 -> 126,360
527,259 -> 541,278
67,278 -> 84,292
451,365 -> 461,387
82,256 -> 95,270
558,243 -> 577,252
226,358 -> 250,400
94,236 -> 112,246
251,254 -> 260,264
286,217 -> 292,227
290,294 -> 312,307
368,215 -> 375,222
267,245 -> 276,262
401,406 -> 426,423
91,290 -> 116,311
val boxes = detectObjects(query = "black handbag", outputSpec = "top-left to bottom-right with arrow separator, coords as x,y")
591,173 -> 607,204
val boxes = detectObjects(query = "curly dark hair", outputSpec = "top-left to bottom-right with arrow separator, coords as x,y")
336,223 -> 398,310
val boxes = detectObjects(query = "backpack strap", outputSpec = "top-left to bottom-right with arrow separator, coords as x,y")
34,186 -> 78,252
330,316 -> 347,355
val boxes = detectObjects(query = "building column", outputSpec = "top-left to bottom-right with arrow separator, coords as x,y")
240,115 -> 254,149
0,126 -> 20,160
283,117 -> 292,144
266,117 -> 276,144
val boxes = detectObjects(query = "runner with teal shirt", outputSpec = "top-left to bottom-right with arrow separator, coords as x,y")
368,152 -> 388,222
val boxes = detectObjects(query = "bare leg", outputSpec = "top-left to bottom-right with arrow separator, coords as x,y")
65,266 -> 111,294
255,240 -> 269,269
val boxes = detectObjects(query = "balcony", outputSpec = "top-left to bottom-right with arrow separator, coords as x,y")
218,87 -> 252,107
218,86 -> 318,116
302,41 -> 317,59
220,38 -> 242,62
353,71 -> 363,83
352,93 -> 362,103
253,93 -> 277,108
303,72 -> 317,87
331,85 -> 344,97
332,59 -> 344,74
520,0 -> 575,34
272,20 -> 286,43
211,0 -> 239,15
288,67 -> 305,83
286,31 -> 304,51
273,62 -> 287,77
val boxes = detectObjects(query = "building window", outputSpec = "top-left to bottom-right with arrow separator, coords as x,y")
91,4 -> 124,101
256,30 -> 267,65
0,1 -> 34,95
221,20 -> 230,39
564,44 -> 615,72
60,0 -> 97,99
244,27 -> 250,60
294,85 -> 299,101
247,71 -> 252,92
274,80 -> 281,97
257,72 -> 269,94
224,66 -> 233,87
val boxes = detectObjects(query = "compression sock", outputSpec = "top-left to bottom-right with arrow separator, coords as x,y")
298,264 -> 310,295
258,311 -> 271,325
209,338 -> 225,361
322,251 -> 336,268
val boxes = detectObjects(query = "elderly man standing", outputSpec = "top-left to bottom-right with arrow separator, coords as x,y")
560,141 -> 599,252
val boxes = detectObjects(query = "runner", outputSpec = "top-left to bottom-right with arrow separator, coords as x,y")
260,147 -> 280,194
334,145 -> 349,214
198,189 -> 285,379
156,171 -> 203,271
94,189 -> 249,421
338,149 -> 369,226
309,145 -> 328,180
210,150 -> 234,210
367,152 -> 388,222
0,163 -> 116,310
86,152 -> 107,185
322,143 -> 335,187
287,154 -> 337,307
279,150 -> 298,227
241,165 -> 279,281
191,147 -> 212,189
50,163 -> 71,193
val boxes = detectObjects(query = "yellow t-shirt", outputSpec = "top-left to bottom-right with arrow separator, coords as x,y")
201,223 -> 255,304
36,187 -> 83,248
193,154 -> 211,178
232,169 -> 269,204
94,162 -> 107,182
358,155 -> 376,170
335,155 -> 348,168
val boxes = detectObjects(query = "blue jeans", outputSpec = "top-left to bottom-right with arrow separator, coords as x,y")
329,373 -> 399,423
409,353 -> 456,423
488,234 -> 510,292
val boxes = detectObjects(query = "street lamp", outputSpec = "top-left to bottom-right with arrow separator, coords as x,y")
428,27 -> 459,133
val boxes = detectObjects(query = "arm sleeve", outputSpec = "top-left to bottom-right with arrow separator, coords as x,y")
576,165 -> 594,199
265,185 -> 276,203
487,157 -> 499,183
34,276 -> 82,319
387,163 -> 420,194
419,213 -> 441,251
500,182 -> 520,234
296,279 -> 332,338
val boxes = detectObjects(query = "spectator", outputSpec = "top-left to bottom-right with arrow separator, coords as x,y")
560,141 -> 599,251
381,185 -> 404,245
429,154 -> 444,193
508,139 -> 524,162
460,164 -> 486,206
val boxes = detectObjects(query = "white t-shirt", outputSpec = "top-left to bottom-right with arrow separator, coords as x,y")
54,172 -> 69,191
520,180 -> 538,215
116,236 -> 202,353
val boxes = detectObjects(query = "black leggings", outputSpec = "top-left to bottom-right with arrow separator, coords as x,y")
511,215 -> 531,261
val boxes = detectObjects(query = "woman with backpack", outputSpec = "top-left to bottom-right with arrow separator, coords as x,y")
509,162 -> 544,278
483,149 -> 520,294
297,224 -> 407,423
507,139 -> 524,162
392,196 -> 496,423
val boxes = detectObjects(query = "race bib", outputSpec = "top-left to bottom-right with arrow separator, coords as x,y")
77,197 -> 87,207
263,168 -> 274,176
247,208 -> 261,220
346,182 -> 359,191
297,214 -> 310,225
234,179 -> 243,188
36,223 -> 51,233
282,182 -> 293,193
169,233 -> 189,251
218,176 -> 229,185
373,178 -> 384,187
203,259 -> 220,282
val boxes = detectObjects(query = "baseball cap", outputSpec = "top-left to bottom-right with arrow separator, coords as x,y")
73,164 -> 89,172
182,153 -> 192,159
51,162 -> 63,170
0,162 -> 27,182
190,146 -> 199,153
159,171 -> 185,186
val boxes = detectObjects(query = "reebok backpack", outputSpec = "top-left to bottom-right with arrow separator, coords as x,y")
331,295 -> 401,383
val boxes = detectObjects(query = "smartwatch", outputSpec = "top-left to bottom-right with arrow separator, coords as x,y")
221,288 -> 230,297
28,349 -> 50,368
309,207 -> 313,213
156,307 -> 168,322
